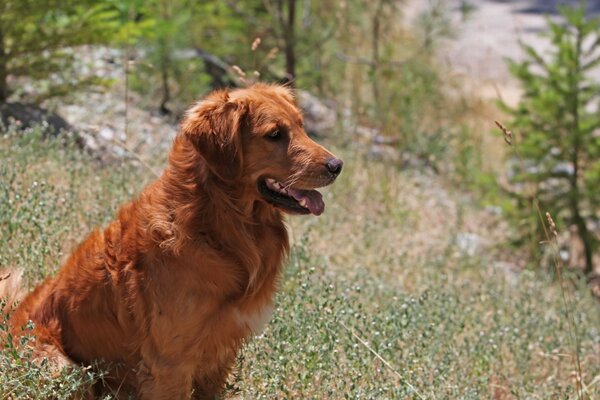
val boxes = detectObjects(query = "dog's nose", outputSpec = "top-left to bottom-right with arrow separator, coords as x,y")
326,157 -> 343,175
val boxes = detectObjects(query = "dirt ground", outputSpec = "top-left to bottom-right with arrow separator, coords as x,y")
405,0 -> 600,104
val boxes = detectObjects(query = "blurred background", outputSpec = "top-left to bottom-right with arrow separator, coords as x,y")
1,0 -> 600,398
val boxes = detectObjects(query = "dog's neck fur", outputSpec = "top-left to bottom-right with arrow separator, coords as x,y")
142,134 -> 289,294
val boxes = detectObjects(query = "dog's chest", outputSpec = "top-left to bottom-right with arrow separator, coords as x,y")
156,218 -> 286,341
232,302 -> 274,334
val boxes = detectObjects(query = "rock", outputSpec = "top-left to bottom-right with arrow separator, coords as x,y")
0,102 -> 71,134
491,261 -> 519,284
454,232 -> 486,257
99,127 -> 115,141
485,206 -> 503,216
354,125 -> 380,140
296,90 -> 336,136
367,144 -> 398,161
54,89 -> 178,162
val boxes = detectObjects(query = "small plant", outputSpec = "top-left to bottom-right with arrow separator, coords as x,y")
1,302 -> 104,399
500,1 -> 600,276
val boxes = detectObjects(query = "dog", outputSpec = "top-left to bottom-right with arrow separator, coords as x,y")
1,84 -> 343,399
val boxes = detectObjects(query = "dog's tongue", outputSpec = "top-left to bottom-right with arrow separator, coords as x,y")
287,188 -> 324,216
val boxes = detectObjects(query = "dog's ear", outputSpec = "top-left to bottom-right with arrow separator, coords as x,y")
181,90 -> 247,181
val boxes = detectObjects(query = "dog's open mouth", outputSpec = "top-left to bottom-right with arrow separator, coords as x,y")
258,178 -> 325,216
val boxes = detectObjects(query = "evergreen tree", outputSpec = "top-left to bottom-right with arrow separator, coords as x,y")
503,3 -> 600,275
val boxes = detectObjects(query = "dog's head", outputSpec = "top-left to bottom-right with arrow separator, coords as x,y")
180,84 -> 342,216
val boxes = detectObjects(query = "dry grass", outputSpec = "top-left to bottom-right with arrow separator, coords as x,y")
287,142 -> 509,291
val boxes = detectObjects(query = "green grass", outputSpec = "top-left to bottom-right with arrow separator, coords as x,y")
0,316 -> 101,400
1,125 -> 599,399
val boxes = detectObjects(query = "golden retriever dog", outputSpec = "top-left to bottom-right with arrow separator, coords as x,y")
1,84 -> 343,399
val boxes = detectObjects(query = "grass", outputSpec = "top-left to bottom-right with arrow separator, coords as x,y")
0,317 -> 101,400
1,124 -> 599,399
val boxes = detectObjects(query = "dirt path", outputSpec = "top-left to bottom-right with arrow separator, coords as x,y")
405,0 -> 600,103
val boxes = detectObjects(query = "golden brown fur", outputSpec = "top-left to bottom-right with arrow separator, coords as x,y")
1,84 -> 341,399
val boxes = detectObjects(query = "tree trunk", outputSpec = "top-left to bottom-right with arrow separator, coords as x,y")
158,0 -> 171,114
371,0 -> 385,110
0,25 -> 8,103
159,54 -> 171,115
569,23 -> 594,276
284,0 -> 296,85
570,129 -> 594,275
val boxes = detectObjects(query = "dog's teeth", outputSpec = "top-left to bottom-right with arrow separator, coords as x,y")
299,199 -> 307,207
265,179 -> 291,195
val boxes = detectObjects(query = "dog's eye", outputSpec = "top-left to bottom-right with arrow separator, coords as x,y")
266,129 -> 282,141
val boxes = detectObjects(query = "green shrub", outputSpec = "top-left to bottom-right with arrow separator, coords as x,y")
0,0 -> 118,102
501,3 -> 600,274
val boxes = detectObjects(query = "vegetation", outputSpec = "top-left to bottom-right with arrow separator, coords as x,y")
0,0 -> 118,102
1,125 -> 599,398
502,4 -> 600,276
0,315 -> 101,400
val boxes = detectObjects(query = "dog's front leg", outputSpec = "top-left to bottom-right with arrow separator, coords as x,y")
136,343 -> 194,400
191,348 -> 237,400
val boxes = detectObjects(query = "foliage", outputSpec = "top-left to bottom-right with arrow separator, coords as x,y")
329,0 -> 467,167
0,312 -> 103,400
115,0 -> 210,114
501,3 -> 600,274
0,0 -> 120,102
1,0 -> 471,170
119,0 -> 340,112
1,125 -> 598,398
117,0 -> 473,173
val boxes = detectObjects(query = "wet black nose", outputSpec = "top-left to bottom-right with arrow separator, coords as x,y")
326,157 -> 343,175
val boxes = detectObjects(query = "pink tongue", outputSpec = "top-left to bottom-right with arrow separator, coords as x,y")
287,188 -> 325,216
